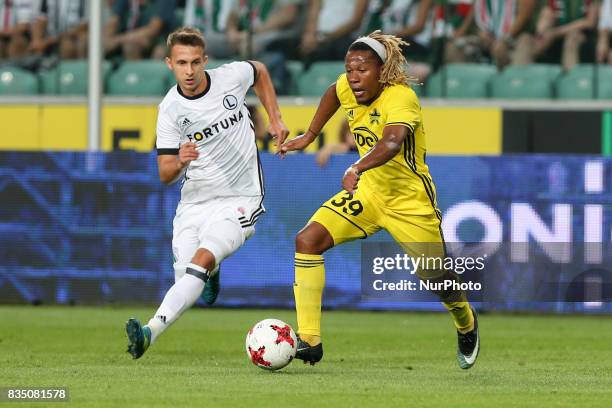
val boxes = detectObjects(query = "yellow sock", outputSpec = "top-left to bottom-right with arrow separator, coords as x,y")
294,253 -> 325,343
444,301 -> 474,334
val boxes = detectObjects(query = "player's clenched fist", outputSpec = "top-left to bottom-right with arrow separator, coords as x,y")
179,142 -> 198,167
342,165 -> 360,194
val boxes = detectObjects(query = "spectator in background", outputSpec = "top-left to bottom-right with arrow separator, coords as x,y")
221,0 -> 305,94
381,0 -> 435,59
360,0 -> 389,35
597,0 -> 612,63
104,0 -> 177,60
0,0 -> 38,60
183,0 -> 235,59
432,0 -> 480,65
297,0 -> 369,66
316,119 -> 357,167
377,0 -> 436,81
29,0 -> 88,59
432,0 -> 474,37
472,0 -> 536,68
530,0 -> 599,71
226,0 -> 304,59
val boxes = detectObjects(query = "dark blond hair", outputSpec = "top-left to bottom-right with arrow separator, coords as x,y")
166,26 -> 206,53
349,30 -> 415,87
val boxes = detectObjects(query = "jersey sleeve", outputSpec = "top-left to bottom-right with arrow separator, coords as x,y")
156,106 -> 180,155
227,61 -> 257,92
385,87 -> 420,135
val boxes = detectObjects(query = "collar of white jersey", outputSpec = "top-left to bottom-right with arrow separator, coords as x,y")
177,71 -> 211,100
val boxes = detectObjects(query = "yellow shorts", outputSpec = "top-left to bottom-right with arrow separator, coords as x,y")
309,189 -> 446,278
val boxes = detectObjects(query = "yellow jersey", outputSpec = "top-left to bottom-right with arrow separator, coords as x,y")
335,73 -> 440,218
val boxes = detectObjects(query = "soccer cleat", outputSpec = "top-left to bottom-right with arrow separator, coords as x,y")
201,265 -> 220,305
456,307 -> 480,369
295,336 -> 323,365
126,318 -> 151,360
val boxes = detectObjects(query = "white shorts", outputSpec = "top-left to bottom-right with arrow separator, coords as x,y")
171,196 -> 264,280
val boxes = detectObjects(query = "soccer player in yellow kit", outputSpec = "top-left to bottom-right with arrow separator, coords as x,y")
280,31 -> 480,369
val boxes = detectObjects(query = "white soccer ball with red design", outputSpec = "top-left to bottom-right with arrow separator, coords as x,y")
245,318 -> 297,370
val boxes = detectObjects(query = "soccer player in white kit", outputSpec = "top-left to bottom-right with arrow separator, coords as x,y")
126,27 -> 289,359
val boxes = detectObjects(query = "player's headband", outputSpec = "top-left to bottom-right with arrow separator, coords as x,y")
352,36 -> 387,63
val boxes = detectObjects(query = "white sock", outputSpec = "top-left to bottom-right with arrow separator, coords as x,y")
147,264 -> 207,344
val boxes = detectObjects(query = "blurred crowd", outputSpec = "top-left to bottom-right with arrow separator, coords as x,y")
0,0 -> 611,93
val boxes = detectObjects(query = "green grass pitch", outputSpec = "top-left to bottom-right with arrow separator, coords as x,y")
1,306 -> 611,407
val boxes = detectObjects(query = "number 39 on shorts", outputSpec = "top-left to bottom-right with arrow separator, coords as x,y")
330,192 -> 363,216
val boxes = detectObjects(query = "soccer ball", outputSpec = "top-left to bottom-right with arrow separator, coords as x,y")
245,318 -> 297,370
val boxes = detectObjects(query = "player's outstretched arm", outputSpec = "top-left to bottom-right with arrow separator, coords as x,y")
342,125 -> 408,193
279,83 -> 340,158
157,142 -> 198,185
249,60 -> 290,149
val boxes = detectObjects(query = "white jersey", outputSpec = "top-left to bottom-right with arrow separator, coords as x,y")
156,61 -> 263,204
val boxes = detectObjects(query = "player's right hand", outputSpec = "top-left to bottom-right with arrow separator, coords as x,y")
178,142 -> 198,167
342,165 -> 360,194
269,119 -> 290,149
279,133 -> 315,159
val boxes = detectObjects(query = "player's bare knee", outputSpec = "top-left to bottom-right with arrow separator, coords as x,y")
190,248 -> 216,271
295,223 -> 333,254
295,229 -> 313,253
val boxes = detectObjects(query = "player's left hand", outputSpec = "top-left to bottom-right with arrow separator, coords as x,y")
342,165 -> 361,194
268,120 -> 290,150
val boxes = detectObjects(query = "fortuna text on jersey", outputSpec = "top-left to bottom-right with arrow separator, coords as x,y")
184,110 -> 245,142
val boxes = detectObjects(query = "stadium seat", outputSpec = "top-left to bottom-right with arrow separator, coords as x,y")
412,83 -> 424,97
491,64 -> 562,99
107,61 -> 171,96
286,60 -> 304,95
596,66 -> 612,99
39,69 -> 58,94
427,63 -> 497,98
296,62 -> 346,97
0,66 -> 39,95
557,64 -> 595,100
40,60 -> 112,95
